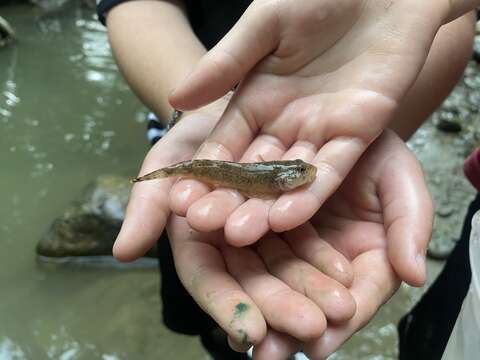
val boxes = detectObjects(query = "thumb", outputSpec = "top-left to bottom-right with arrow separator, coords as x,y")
113,165 -> 173,262
169,2 -> 279,110
379,137 -> 434,287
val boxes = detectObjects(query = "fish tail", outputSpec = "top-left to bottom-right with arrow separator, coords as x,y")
130,169 -> 169,183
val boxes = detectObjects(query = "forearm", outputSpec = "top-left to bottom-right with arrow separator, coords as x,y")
106,0 -> 206,122
390,12 -> 475,140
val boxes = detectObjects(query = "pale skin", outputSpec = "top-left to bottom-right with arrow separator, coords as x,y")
167,0 -> 475,251
106,0 -> 476,358
119,107 -> 431,357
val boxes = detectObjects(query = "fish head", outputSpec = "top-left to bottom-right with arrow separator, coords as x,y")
276,160 -> 317,191
296,161 -> 317,186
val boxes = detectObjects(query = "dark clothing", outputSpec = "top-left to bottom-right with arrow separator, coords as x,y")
183,0 -> 251,49
398,193 -> 479,359
97,0 -> 251,49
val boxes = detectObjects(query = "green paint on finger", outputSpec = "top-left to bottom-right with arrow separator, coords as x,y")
230,303 -> 253,348
234,302 -> 250,317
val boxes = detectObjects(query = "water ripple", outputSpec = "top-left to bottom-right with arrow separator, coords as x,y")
0,337 -> 25,359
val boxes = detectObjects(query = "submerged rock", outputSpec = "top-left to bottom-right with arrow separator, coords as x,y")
436,118 -> 463,133
37,175 -> 157,261
0,15 -> 15,47
435,110 -> 463,133
38,210 -> 121,258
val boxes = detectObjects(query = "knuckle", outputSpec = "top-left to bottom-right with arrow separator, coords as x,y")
315,160 -> 342,183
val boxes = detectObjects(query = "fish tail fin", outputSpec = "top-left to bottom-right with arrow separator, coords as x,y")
130,169 -> 168,183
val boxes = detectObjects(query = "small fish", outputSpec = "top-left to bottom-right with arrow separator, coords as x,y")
131,159 -> 317,198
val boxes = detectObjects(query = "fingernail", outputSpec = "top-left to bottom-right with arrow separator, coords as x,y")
169,75 -> 188,97
112,234 -> 126,260
415,253 -> 427,279
334,260 -> 347,276
113,229 -> 125,248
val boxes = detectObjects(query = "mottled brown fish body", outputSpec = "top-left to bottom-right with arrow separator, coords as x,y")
131,159 -> 317,198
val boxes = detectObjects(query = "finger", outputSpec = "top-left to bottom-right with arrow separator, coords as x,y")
221,242 -> 327,342
240,133 -> 288,162
279,142 -> 354,288
269,136 -> 367,232
378,132 -> 434,286
227,336 -> 251,353
169,2 -> 278,110
223,141 -> 318,247
115,114 -> 219,260
283,222 -> 354,288
114,176 -> 173,261
311,214 -> 391,276
225,199 -> 273,247
253,330 -> 300,360
266,88 -> 395,233
168,216 -> 267,346
170,104 -> 256,215
187,133 -> 285,234
114,136 -> 184,261
256,235 -> 356,323
223,137 -> 319,246
303,249 -> 400,359
222,134 -> 288,246
186,188 -> 245,232
281,140 -> 318,161
169,179 -> 211,217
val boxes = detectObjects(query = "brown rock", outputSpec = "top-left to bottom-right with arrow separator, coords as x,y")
37,175 -> 157,260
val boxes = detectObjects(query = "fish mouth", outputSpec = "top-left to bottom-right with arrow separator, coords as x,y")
307,164 -> 317,182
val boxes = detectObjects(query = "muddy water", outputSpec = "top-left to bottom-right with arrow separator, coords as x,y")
0,2 -> 468,360
0,3 -> 207,359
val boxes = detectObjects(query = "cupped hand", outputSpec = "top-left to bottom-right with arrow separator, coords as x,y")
113,101 -> 227,260
249,130 -> 433,359
113,100 -> 358,347
166,130 -> 433,357
167,0 -> 446,250
166,214 -> 357,349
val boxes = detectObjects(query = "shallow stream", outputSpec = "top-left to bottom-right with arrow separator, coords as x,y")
1,2 -> 476,359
